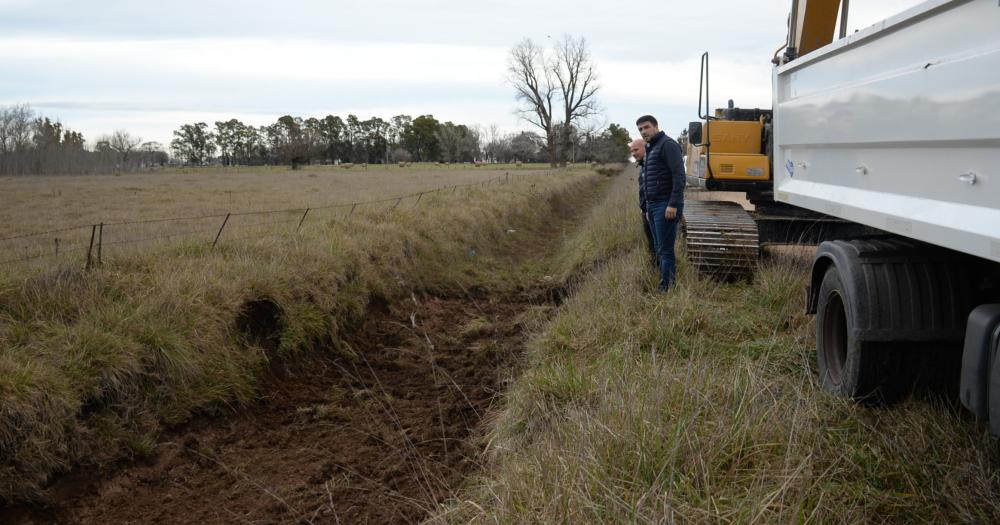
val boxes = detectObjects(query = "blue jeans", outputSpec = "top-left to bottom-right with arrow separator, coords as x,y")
641,210 -> 657,267
646,201 -> 682,291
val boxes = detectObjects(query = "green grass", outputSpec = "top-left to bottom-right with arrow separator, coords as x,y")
433,171 -> 1000,524
0,167 -> 604,502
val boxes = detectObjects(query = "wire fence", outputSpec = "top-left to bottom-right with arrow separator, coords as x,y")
1,171 -> 535,273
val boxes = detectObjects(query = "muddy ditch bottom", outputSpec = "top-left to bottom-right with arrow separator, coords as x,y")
8,288 -> 557,524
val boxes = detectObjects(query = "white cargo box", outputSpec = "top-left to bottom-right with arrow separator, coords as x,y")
773,0 -> 1000,262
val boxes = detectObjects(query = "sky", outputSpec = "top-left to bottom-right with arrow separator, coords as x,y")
0,0 -> 925,148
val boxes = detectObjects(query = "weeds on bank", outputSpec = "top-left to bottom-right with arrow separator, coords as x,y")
436,174 -> 1000,524
0,169 -> 599,502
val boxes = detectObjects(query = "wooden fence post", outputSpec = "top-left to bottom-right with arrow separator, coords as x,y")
97,222 -> 103,265
297,208 -> 310,231
212,213 -> 231,249
85,224 -> 97,270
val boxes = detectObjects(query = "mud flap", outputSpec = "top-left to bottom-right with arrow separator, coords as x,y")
959,305 -> 1000,422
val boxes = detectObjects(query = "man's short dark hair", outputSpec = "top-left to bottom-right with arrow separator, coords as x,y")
636,115 -> 658,127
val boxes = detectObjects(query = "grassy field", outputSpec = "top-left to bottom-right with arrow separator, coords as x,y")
0,164 -> 601,502
0,163 -> 562,274
433,170 -> 1000,524
0,163 -> 562,236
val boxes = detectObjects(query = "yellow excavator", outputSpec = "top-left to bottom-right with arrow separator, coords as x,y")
681,0 -> 874,277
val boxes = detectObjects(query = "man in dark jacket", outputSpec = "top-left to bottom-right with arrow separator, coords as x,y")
636,115 -> 685,291
630,138 -> 657,266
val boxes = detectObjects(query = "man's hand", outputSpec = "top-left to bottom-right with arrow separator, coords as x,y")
665,206 -> 678,220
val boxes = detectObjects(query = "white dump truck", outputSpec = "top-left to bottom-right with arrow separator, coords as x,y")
685,0 -> 1000,431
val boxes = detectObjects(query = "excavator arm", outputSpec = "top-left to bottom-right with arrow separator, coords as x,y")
783,0 -> 849,63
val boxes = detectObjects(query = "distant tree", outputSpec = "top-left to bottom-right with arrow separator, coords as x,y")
32,117 -> 63,150
389,147 -> 410,163
0,104 -> 33,173
466,124 -> 483,162
342,114 -> 360,162
309,115 -> 344,164
28,117 -> 89,173
361,116 -> 390,164
235,121 -> 266,165
139,141 -> 168,167
401,115 -> 441,162
436,123 -> 461,163
302,117 -> 329,163
602,123 -> 631,161
436,122 -> 480,163
508,39 -> 557,167
565,122 -> 630,164
266,115 -> 315,169
62,130 -> 85,150
509,131 -> 544,162
170,122 -> 216,165
389,115 -> 412,154
3,104 -> 34,154
93,139 -> 112,154
92,138 -> 114,170
482,124 -> 506,163
107,129 -> 142,168
214,119 -> 240,166
0,106 -> 15,163
553,35 -> 601,167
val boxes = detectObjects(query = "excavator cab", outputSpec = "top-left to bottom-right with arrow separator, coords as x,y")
685,52 -> 773,193
686,0 -> 852,192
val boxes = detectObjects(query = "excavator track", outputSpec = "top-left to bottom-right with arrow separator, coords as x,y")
681,199 -> 760,278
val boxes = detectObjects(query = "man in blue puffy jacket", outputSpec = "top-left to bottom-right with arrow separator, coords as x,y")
636,115 -> 685,291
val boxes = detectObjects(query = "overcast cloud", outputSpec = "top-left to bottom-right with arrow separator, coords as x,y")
0,0 -> 924,146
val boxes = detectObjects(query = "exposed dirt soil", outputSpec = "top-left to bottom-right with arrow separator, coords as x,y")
6,289 -> 555,524
2,176 -> 609,525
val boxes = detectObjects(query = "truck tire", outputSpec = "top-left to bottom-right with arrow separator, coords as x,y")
816,266 -> 905,404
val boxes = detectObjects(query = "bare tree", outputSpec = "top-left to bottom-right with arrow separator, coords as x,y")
553,35 -> 600,167
5,104 -> 34,153
508,39 -> 557,167
0,104 -> 34,173
107,129 -> 142,169
483,124 -> 502,163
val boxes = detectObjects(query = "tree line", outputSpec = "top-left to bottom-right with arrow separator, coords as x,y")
169,113 -> 628,168
0,104 -> 165,176
169,114 -> 478,168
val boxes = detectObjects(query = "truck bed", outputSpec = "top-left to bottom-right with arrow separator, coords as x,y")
772,0 -> 1000,263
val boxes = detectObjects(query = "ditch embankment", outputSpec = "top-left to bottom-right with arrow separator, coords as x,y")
1,166 -> 624,524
